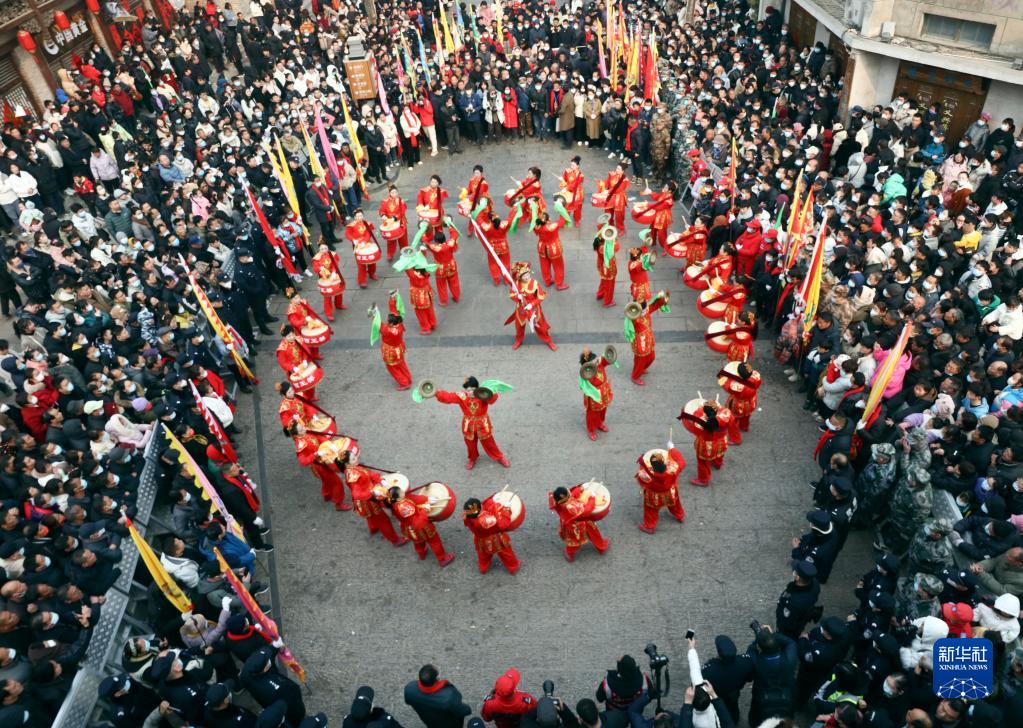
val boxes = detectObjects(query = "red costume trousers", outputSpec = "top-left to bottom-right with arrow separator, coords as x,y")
696,456 -> 724,483
385,360 -> 412,388
322,293 -> 346,320
307,345 -> 322,361
356,262 -> 378,287
540,255 -> 566,288
565,523 -> 610,558
486,251 -> 512,286
632,352 -> 655,381
643,499 -> 685,529
570,204 -> 582,226
650,226 -> 667,250
414,306 -> 436,334
363,511 -> 402,544
605,206 -> 625,234
596,277 -> 615,306
387,232 -> 408,261
435,273 -> 461,305
514,320 -> 554,347
477,544 -> 521,574
413,533 -> 447,561
585,408 -> 608,436
313,463 -> 346,505
465,434 -> 505,463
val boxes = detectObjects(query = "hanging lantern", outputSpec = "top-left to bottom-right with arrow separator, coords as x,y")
17,31 -> 36,54
54,11 -> 71,31
85,0 -> 101,13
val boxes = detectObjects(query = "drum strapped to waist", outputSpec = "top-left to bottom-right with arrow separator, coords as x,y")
416,205 -> 440,222
631,201 -> 657,225
354,241 -> 382,265
299,319 -> 331,346
289,363 -> 323,392
573,481 -> 612,520
488,490 -> 526,530
697,286 -> 746,319
420,482 -> 456,522
380,217 -> 404,240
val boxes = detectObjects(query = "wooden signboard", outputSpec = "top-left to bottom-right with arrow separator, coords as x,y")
345,58 -> 377,101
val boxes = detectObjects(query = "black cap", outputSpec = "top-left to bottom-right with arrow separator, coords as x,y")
255,700 -> 288,728
821,616 -> 847,639
98,674 -> 128,698
205,680 -> 232,706
149,654 -> 175,683
806,509 -> 833,533
351,686 -> 375,720
243,646 -> 273,674
792,560 -> 817,579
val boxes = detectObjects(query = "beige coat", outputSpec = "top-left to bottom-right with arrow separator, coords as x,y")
584,98 -> 601,139
557,91 -> 575,133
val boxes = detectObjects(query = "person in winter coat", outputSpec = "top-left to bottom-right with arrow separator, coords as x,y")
870,342 -> 911,399
481,668 -> 535,728
404,664 -> 472,728
343,685 -> 404,728
974,592 -> 1022,643
950,516 -> 1017,561
699,635 -> 754,725
969,546 -> 1023,598
898,615 -> 948,670
745,626 -> 797,726
240,646 -> 305,724
88,148 -> 119,193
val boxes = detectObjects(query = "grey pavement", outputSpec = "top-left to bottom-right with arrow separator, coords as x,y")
235,139 -> 872,724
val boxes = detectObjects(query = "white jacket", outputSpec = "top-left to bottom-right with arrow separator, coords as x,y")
7,171 -> 38,198
899,616 -> 948,670
0,175 -> 18,205
983,303 -> 1023,340
975,594 -> 1021,643
159,552 -> 199,589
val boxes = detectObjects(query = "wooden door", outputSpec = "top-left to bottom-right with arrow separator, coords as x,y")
895,61 -> 988,143
789,1 -> 818,50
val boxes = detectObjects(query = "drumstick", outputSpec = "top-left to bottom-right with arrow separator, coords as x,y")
697,390 -> 704,401
669,426 -> 673,446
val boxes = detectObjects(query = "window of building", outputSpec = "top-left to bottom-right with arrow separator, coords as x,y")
922,14 -> 996,48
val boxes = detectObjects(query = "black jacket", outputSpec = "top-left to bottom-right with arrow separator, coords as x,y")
403,680 -> 472,728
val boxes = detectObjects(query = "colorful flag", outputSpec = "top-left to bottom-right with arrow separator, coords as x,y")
189,380 -> 236,462
415,28 -> 432,85
597,31 -> 608,79
859,323 -> 912,425
375,64 -> 393,120
798,222 -> 827,340
495,0 -> 503,47
186,272 -> 257,383
163,428 -> 248,543
299,120 -> 326,182
314,105 -> 342,185
439,3 -> 455,54
729,136 -> 738,199
245,187 -> 298,276
213,547 -> 306,682
128,517 -> 193,613
643,30 -> 659,101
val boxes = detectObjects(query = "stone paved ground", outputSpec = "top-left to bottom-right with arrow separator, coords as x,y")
235,139 -> 872,724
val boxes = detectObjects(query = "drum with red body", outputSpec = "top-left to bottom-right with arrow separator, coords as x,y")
416,205 -> 440,224
590,189 -> 609,208
631,201 -> 657,224
681,398 -> 734,435
307,413 -> 337,437
705,321 -> 739,353
298,321 -> 331,347
317,275 -> 343,296
353,242 -> 382,265
572,481 -> 612,520
380,218 -> 404,240
488,490 -> 526,530
289,363 -> 323,393
665,232 -> 687,259
421,482 -> 456,522
697,286 -> 745,319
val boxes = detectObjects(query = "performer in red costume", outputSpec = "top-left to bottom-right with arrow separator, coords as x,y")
559,156 -> 585,226
627,291 -> 669,385
311,241 -> 346,321
598,161 -> 631,234
634,445 -> 687,533
416,174 -> 449,233
462,164 -> 489,238
549,485 -> 610,562
378,293 -> 412,390
636,181 -> 678,250
378,185 -> 409,261
735,219 -> 764,278
427,218 -> 461,306
462,497 -> 520,575
679,401 -> 733,486
275,327 -> 320,400
344,209 -> 380,288
474,207 -> 514,286
506,166 -> 545,212
387,487 -> 455,567
627,246 -> 654,303
719,361 -> 761,445
406,265 -> 437,335
593,232 -> 619,307
340,450 -> 405,545
285,290 -> 330,361
533,209 -> 570,290
670,216 -> 709,268
433,377 -> 510,469
579,347 -> 613,441
286,421 -> 351,510
506,262 -> 556,351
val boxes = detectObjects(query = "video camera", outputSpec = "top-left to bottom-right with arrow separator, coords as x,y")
644,643 -> 669,669
644,643 -> 670,711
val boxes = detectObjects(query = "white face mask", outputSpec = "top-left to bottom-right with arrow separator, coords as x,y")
42,557 -> 51,569
882,680 -> 895,697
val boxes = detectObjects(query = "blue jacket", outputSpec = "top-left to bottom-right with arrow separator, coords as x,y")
199,532 -> 254,571
457,91 -> 483,122
921,140 -> 946,165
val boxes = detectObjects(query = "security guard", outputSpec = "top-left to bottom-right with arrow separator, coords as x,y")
775,560 -> 821,640
795,616 -> 851,708
240,646 -> 306,726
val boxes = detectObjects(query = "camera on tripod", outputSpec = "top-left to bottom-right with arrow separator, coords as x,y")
644,643 -> 669,670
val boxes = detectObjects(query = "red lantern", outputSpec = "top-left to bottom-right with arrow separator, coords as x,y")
16,31 -> 36,54
85,0 -> 100,13
54,11 -> 71,30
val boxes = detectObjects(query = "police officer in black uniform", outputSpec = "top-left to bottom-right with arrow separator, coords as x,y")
775,560 -> 822,640
240,646 -> 307,726
98,673 -> 161,728
794,616 -> 851,708
203,680 -> 259,727
790,510 -> 843,584
233,248 -> 277,336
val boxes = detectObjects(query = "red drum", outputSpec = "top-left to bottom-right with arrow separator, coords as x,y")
631,201 -> 657,225
353,242 -> 382,265
307,413 -> 337,437
489,490 -> 526,530
422,482 -> 456,522
298,322 -> 331,347
684,258 -> 734,290
289,363 -> 323,393
665,233 -> 687,258
590,190 -> 609,208
642,449 -> 669,469
503,188 -> 520,207
572,481 -> 611,521
379,473 -> 409,499
416,205 -> 440,223
681,398 -> 710,436
697,287 -> 745,319
457,198 -> 472,217
380,218 -> 404,240
317,276 -> 344,296
717,360 -> 742,388
705,321 -> 737,353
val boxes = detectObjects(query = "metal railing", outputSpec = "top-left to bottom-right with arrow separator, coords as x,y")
52,425 -> 165,728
